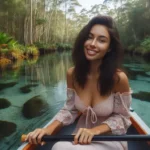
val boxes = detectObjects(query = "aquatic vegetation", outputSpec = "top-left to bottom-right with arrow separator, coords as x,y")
11,59 -> 24,70
0,57 -> 11,69
0,98 -> 11,109
26,55 -> 39,65
0,32 -> 23,60
20,84 -> 39,93
124,66 -> 150,80
0,82 -> 17,91
34,42 -> 56,55
7,46 -> 24,60
26,45 -> 39,57
0,32 -> 40,70
22,95 -> 49,119
0,121 -> 17,140
20,86 -> 31,93
56,43 -> 72,52
132,91 -> 150,102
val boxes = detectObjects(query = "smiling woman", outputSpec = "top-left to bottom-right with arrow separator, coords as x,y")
84,24 -> 110,61
25,15 -> 131,150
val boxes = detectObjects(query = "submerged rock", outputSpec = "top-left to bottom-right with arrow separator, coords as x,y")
20,86 -> 31,93
20,84 -> 38,93
0,82 -> 17,91
22,95 -> 48,118
0,98 -> 11,109
0,120 -> 17,140
132,91 -> 150,102
124,67 -> 150,80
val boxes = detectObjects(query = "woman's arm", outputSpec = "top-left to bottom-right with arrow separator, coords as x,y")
101,71 -> 131,135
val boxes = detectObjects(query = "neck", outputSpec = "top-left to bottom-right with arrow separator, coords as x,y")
88,60 -> 102,78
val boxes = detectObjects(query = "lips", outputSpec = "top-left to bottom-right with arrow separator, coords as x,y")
86,49 -> 98,56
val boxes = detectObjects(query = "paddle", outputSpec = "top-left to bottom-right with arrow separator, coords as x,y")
21,134 -> 150,142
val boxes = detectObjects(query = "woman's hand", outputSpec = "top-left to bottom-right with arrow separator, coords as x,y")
74,128 -> 99,145
25,128 -> 50,145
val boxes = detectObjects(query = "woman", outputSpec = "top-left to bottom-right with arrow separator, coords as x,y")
26,15 -> 132,150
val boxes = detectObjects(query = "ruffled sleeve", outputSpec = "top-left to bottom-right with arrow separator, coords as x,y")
102,91 -> 132,135
54,88 -> 79,126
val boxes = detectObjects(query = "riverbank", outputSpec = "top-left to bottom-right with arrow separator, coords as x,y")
0,32 -> 72,70
125,46 -> 150,60
125,37 -> 150,60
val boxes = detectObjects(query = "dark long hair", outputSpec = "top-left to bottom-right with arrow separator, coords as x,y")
72,15 -> 123,96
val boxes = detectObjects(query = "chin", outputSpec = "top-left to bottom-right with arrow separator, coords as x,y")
85,54 -> 100,62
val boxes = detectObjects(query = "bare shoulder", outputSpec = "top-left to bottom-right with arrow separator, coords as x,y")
67,67 -> 74,76
66,67 -> 75,89
114,71 -> 130,93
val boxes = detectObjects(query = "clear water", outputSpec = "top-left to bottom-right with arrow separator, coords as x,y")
123,55 -> 150,126
0,52 -> 150,150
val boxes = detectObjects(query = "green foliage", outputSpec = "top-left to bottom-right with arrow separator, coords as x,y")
56,43 -> 72,51
103,0 -> 150,53
0,32 -> 14,45
0,32 -> 22,51
36,18 -> 47,25
34,42 -> 56,50
26,46 -> 39,56
0,48 -> 9,54
140,38 -> 150,51
34,42 -> 49,49
127,38 -> 150,55
0,0 -> 25,14
0,32 -> 24,58
127,45 -> 136,52
0,32 -> 39,60
134,46 -> 146,55
0,0 -> 150,57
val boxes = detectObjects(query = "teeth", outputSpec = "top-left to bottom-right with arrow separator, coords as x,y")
88,50 -> 97,55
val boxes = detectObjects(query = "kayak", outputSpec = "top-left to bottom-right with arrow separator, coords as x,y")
17,109 -> 150,150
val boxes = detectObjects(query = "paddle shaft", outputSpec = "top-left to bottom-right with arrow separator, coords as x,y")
22,135 -> 150,142
42,135 -> 150,141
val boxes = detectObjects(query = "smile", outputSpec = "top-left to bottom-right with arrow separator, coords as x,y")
87,49 -> 98,56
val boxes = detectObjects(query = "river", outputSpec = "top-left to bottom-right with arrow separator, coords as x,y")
0,52 -> 150,150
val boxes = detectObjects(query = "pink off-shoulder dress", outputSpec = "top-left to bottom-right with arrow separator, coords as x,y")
52,88 -> 132,150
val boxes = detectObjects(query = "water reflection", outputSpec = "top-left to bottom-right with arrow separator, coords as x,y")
24,52 -> 72,86
0,52 -> 73,150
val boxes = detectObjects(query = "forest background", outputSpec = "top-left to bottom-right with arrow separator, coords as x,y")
0,0 -> 150,65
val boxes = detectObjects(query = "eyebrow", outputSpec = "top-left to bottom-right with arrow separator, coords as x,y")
89,33 -> 108,40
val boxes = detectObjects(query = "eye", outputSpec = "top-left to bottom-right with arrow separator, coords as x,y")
98,39 -> 106,43
87,35 -> 93,39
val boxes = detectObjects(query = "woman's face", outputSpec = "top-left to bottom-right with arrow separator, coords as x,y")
84,24 -> 111,61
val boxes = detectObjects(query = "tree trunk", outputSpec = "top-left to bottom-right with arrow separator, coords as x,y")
30,0 -> 33,45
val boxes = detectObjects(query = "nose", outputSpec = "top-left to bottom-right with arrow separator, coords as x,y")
90,38 -> 96,47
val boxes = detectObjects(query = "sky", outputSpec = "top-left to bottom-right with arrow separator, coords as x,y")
76,0 -> 104,12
